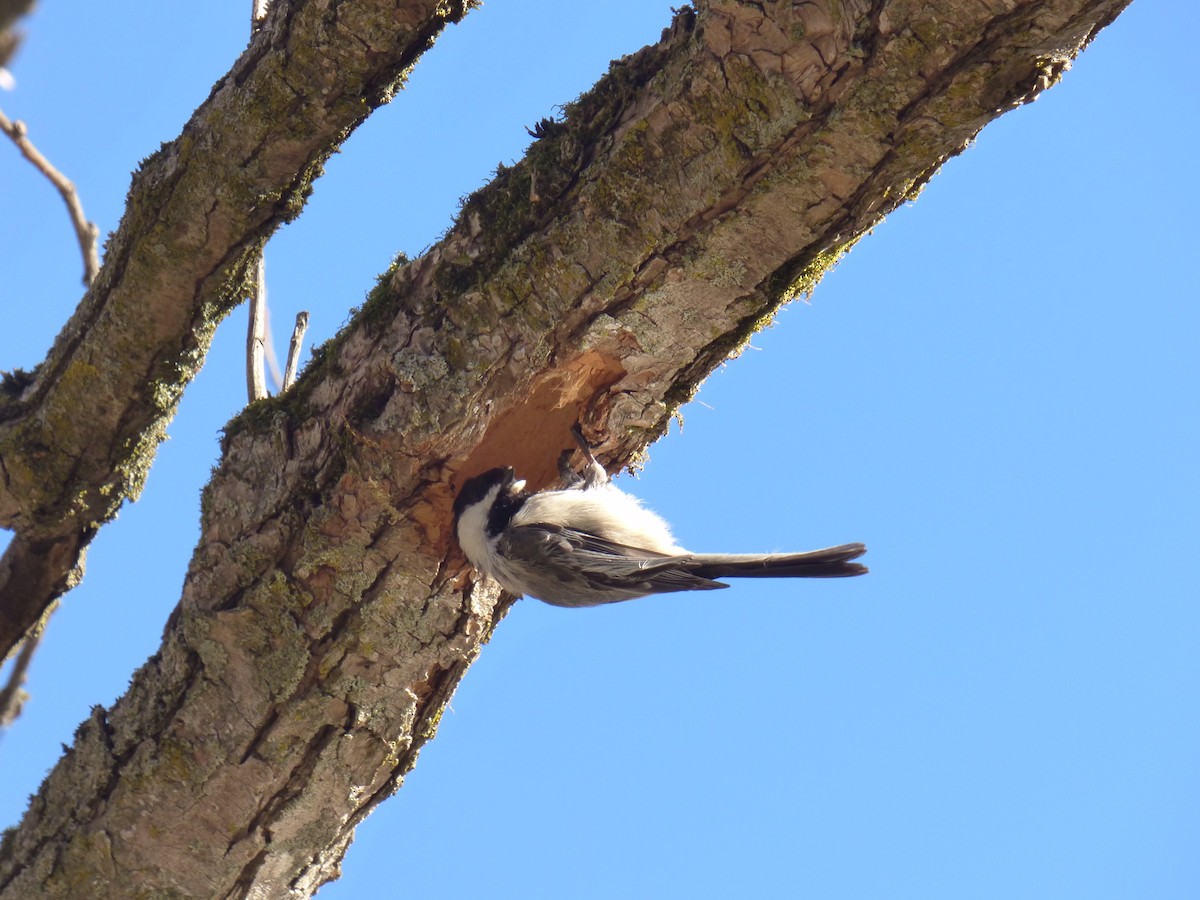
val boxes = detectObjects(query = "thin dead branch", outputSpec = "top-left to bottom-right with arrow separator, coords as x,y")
246,254 -> 268,401
0,106 -> 100,285
283,310 -> 309,390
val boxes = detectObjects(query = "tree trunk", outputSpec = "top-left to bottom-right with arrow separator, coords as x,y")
0,0 -> 1131,895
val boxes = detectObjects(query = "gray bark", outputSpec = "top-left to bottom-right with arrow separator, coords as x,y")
0,0 -> 1132,895
0,0 -> 479,662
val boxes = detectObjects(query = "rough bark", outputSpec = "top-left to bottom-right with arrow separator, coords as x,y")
0,0 -> 479,662
0,0 -> 1131,896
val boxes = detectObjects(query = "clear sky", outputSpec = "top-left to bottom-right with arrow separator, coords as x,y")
2,2 -> 1197,898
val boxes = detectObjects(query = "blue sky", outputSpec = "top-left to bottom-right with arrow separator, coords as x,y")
2,2 -> 1197,898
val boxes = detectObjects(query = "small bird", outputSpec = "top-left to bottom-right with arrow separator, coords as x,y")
453,428 -> 867,608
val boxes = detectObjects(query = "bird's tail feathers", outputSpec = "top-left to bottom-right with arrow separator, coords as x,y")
686,542 -> 867,579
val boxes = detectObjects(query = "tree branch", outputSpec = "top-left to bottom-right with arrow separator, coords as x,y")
283,311 -> 310,391
0,0 -> 481,661
0,534 -> 85,667
0,107 -> 100,285
246,254 -> 269,402
0,0 -> 1133,894
247,0 -> 273,403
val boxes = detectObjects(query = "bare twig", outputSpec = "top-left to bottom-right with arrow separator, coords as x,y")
0,107 -> 100,285
283,311 -> 309,390
246,253 -> 268,401
245,0 -> 274,400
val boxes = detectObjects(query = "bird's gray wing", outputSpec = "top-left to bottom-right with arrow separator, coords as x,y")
497,523 -> 726,606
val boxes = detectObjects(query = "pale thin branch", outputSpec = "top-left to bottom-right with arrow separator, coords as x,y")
246,0 -> 275,398
0,107 -> 100,285
283,310 -> 309,390
246,253 -> 268,402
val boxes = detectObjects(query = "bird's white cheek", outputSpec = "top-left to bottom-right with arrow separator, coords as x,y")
456,507 -> 494,573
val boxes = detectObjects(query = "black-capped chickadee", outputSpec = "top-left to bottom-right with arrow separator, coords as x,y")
453,429 -> 867,608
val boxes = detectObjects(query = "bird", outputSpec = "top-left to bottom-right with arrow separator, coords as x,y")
453,427 -> 867,608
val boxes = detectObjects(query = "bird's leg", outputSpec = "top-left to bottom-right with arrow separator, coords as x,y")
557,448 -> 585,487
570,423 -> 609,489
